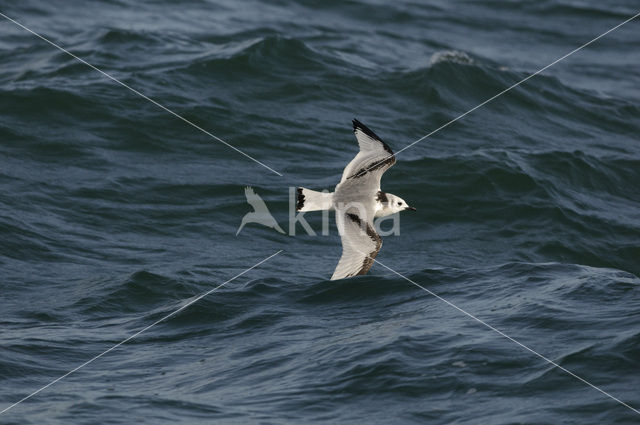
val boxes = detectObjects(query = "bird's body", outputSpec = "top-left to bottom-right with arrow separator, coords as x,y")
297,120 -> 415,280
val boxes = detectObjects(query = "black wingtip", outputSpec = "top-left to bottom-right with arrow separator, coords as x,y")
351,118 -> 394,155
352,118 -> 382,140
352,118 -> 372,135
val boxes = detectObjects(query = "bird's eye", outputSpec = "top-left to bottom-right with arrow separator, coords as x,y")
398,202 -> 403,206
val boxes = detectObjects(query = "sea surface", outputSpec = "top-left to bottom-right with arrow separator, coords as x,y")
1,1 -> 639,423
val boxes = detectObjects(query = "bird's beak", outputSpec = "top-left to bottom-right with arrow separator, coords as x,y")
406,206 -> 416,211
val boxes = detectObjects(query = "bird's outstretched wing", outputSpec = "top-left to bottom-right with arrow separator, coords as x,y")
330,211 -> 382,280
339,119 -> 396,185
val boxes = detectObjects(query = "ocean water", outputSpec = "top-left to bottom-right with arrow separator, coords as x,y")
1,0 -> 639,423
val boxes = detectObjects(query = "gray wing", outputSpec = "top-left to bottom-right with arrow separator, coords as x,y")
339,119 -> 396,185
330,211 -> 382,280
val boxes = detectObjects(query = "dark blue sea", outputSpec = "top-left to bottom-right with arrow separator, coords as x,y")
1,1 -> 639,423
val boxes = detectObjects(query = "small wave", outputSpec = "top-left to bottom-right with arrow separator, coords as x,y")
530,1 -> 635,19
0,354 -> 56,380
0,217 -> 61,262
96,28 -> 161,45
74,271 -> 194,315
175,36 -> 327,79
429,50 -> 474,66
526,151 -> 640,198
295,275 -> 415,304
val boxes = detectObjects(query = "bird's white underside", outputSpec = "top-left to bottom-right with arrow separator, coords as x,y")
330,124 -> 395,280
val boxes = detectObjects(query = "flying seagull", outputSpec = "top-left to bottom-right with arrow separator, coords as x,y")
237,187 -> 285,235
297,119 -> 415,280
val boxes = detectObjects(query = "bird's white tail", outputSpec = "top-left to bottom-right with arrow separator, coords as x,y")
296,187 -> 334,212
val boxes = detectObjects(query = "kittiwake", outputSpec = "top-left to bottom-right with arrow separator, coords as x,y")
297,119 -> 415,280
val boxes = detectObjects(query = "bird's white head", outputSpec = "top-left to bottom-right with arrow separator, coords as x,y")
376,192 -> 416,217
